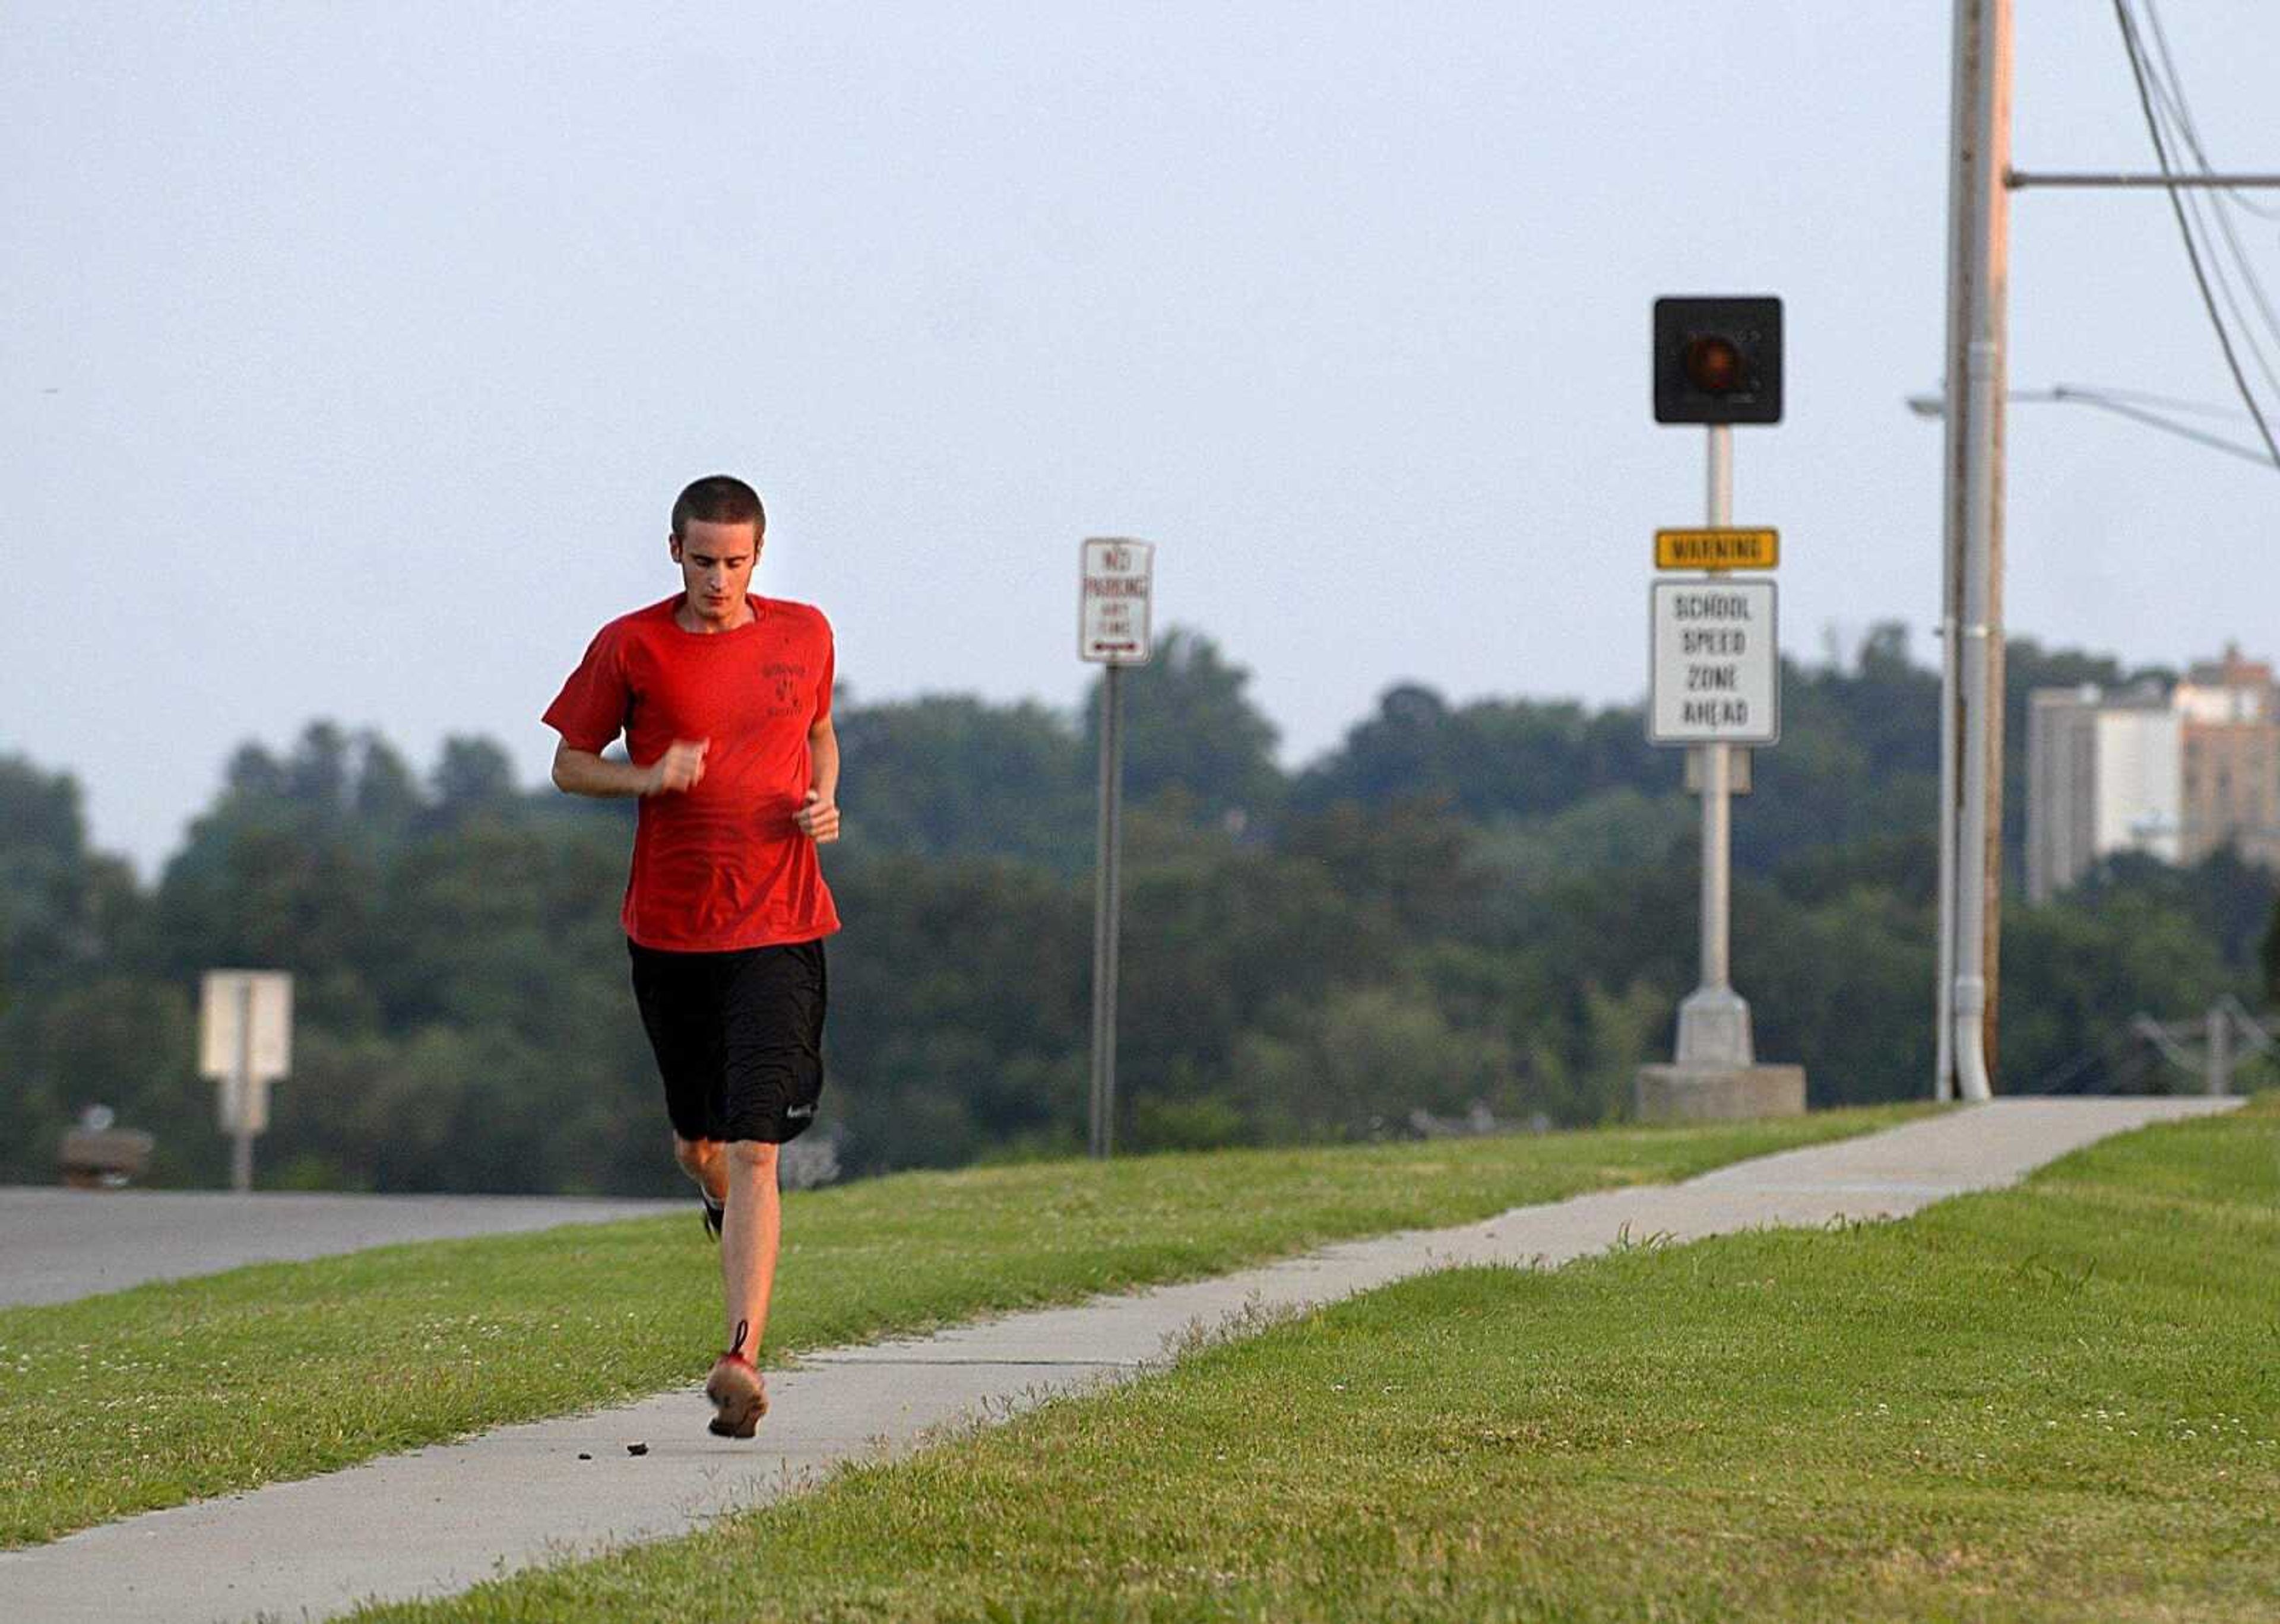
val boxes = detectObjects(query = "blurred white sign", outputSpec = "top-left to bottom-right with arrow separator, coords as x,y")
200,970 -> 293,1083
1079,538 -> 1155,665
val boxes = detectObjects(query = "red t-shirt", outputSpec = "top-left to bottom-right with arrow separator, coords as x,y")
544,595 -> 841,952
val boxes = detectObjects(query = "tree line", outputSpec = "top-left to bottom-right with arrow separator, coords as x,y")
2,624 -> 2272,1193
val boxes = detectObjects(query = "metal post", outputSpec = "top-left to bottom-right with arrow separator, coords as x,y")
2007,170 -> 2280,189
1088,664 -> 1126,1157
1700,740 -> 1730,989
230,978 -> 255,1192
1938,0 -> 2009,1102
1937,0 -> 1975,1102
2206,1003 -> 2232,1097
1934,610 -> 1958,1099
1673,423 -> 1753,1069
1702,424 -> 1733,997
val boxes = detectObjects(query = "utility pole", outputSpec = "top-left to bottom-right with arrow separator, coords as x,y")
1935,0 -> 2010,1101
1927,6 -> 2280,1097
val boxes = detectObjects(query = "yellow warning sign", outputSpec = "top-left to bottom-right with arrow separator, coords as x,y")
1655,528 -> 1779,571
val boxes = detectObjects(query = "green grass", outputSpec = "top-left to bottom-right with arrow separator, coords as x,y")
0,1108 -> 1915,1548
357,1097 -> 2279,1623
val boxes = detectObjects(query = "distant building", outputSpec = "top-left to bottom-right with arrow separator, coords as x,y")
2176,645 -> 2280,870
2025,686 -> 2180,903
2024,645 -> 2280,902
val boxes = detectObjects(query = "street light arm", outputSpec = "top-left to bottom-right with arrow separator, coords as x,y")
2008,169 -> 2280,189
2048,387 -> 2279,468
1905,385 -> 2278,468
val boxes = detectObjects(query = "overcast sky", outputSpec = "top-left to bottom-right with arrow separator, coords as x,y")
7,2 -> 2277,873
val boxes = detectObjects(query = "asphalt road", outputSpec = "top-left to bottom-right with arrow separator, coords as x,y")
0,1187 -> 685,1308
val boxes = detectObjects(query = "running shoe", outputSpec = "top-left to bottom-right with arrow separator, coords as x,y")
705,1320 -> 767,1438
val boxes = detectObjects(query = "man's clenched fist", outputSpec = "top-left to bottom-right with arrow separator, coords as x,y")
794,789 -> 840,843
645,739 -> 708,795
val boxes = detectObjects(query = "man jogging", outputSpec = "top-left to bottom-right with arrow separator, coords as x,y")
543,474 -> 840,1438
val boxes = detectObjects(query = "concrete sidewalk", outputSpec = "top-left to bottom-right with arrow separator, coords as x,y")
0,1097 -> 2235,1623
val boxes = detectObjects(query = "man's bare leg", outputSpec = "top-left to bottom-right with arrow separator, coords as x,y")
702,1139 -> 779,1436
720,1140 -> 781,1352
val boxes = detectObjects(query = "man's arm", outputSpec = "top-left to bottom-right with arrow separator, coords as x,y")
552,738 -> 707,798
793,716 -> 841,842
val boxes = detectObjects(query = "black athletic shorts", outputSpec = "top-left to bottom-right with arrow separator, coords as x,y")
626,937 -> 827,1145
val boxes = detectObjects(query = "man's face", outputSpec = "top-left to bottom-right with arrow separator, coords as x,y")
670,518 -> 762,629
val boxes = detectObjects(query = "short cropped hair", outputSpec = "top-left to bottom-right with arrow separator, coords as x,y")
671,475 -> 766,539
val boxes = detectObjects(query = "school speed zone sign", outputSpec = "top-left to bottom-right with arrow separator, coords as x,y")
1649,579 -> 1778,744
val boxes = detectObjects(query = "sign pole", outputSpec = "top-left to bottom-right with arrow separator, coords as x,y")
1078,535 -> 1152,1160
1673,423 -> 1753,1069
1702,424 -> 1733,998
2206,1003 -> 2231,1097
230,976 -> 255,1192
1090,662 -> 1125,1159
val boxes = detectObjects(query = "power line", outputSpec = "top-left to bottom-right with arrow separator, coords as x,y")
2121,0 -> 2280,414
2116,0 -> 2280,360
2111,0 -> 2280,467
2140,0 -> 2280,221
2130,1 -> 2280,400
2190,198 -> 2280,405
2197,196 -> 2280,372
2136,0 -> 2280,367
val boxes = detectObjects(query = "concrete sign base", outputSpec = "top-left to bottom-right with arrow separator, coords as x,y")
1634,1063 -> 1807,1122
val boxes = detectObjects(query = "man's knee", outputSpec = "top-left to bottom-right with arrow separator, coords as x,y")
673,1135 -> 719,1174
726,1139 -> 779,1177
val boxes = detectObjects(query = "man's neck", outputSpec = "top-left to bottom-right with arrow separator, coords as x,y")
676,595 -> 756,635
